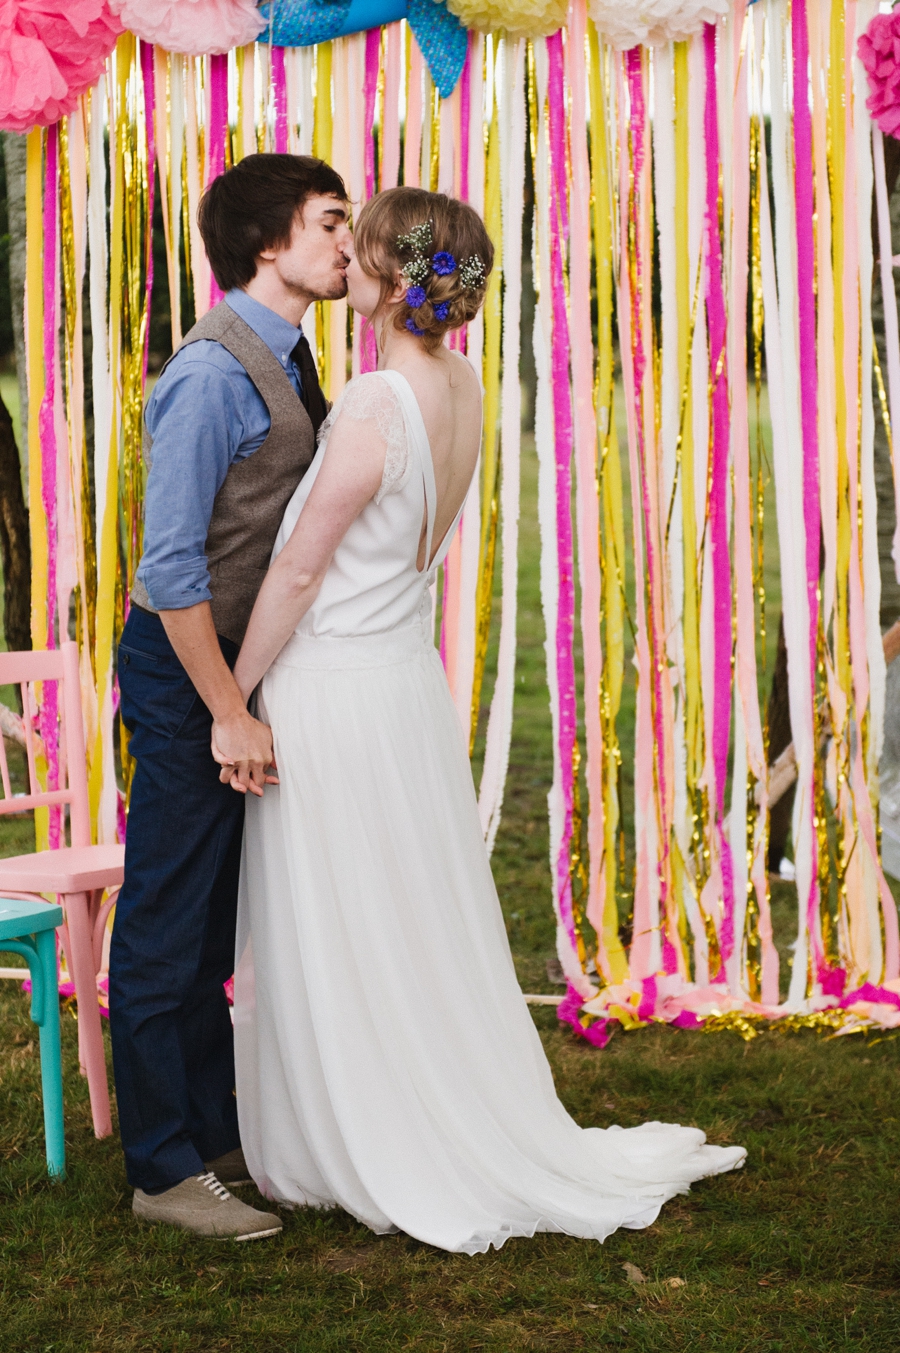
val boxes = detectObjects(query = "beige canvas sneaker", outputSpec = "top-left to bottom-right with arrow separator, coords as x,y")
204,1146 -> 252,1188
133,1172 -> 282,1240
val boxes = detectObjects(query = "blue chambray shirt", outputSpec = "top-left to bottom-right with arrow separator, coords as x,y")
136,288 -> 306,611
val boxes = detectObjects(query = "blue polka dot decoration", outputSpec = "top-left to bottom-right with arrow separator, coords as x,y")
258,0 -> 468,101
258,0 -> 352,46
407,0 -> 468,100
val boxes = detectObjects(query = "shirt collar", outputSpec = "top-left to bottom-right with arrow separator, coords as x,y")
225,289 -> 303,372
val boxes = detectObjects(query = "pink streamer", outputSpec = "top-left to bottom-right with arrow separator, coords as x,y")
271,47 -> 288,154
703,24 -> 734,974
792,0 -> 825,982
40,126 -> 61,848
459,37 -> 471,201
546,35 -> 579,976
381,23 -> 401,189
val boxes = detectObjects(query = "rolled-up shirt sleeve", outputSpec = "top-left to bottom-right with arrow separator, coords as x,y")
136,349 -> 246,611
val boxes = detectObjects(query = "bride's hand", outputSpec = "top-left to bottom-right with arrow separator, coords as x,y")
211,710 -> 280,795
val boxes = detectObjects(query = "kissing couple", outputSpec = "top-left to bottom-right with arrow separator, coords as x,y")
108,153 -> 744,1252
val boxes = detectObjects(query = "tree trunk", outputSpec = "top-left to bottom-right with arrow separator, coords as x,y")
2,132 -> 28,458
0,392 -> 30,653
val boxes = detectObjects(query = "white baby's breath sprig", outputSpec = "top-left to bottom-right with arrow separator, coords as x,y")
401,257 -> 430,286
397,221 -> 434,257
459,255 -> 486,291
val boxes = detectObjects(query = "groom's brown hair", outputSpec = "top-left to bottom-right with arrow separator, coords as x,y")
199,153 -> 348,292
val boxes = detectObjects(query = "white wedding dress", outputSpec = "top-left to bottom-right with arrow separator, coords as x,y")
233,367 -> 745,1254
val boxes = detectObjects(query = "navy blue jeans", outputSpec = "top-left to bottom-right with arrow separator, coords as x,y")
109,607 -> 244,1191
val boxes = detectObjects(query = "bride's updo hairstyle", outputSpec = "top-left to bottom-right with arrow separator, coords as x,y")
353,186 -> 494,354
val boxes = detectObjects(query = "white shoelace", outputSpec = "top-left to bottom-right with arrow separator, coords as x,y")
197,1171 -> 231,1201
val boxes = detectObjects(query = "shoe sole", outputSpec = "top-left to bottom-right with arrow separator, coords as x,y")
234,1226 -> 283,1241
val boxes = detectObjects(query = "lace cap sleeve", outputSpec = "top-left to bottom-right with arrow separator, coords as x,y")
319,372 -> 411,503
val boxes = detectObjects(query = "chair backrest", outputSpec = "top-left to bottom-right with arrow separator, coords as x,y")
0,642 -> 90,848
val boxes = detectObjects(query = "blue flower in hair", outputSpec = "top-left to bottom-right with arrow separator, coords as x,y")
433,301 -> 450,321
432,251 -> 457,276
406,285 -> 427,309
405,318 -> 426,337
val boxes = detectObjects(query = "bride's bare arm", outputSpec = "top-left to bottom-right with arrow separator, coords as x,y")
230,415 -> 387,704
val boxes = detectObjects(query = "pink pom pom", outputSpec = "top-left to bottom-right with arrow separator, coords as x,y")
108,0 -> 266,57
0,0 -> 123,133
858,11 -> 900,140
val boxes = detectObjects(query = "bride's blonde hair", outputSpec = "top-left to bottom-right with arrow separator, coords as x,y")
353,187 -> 494,355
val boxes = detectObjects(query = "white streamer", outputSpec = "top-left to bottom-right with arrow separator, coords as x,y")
478,37 -> 524,854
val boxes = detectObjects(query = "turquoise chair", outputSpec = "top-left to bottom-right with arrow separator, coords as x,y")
0,897 -> 65,1177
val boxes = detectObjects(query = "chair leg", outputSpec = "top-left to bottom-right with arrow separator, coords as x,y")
62,891 -> 112,1139
35,928 -> 65,1177
56,920 -> 85,1076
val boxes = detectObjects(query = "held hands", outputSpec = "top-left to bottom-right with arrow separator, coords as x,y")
211,709 -> 280,796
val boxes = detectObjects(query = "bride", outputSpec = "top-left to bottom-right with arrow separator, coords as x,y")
222,186 -> 745,1255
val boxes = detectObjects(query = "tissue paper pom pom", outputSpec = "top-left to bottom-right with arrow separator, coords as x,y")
858,12 -> 900,141
108,0 -> 266,56
0,0 -> 122,133
588,0 -> 728,51
445,0 -> 567,40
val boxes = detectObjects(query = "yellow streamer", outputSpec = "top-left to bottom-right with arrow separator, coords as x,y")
588,23 -> 628,983
468,57 -> 502,752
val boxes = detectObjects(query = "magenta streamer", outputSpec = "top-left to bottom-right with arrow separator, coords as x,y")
625,47 -> 676,973
40,127 -> 61,847
791,0 -> 826,985
637,976 -> 658,1024
703,24 -> 734,973
364,29 -> 379,200
208,53 -> 229,307
449,36 -> 472,355
361,29 -> 380,374
140,42 -> 157,384
558,984 -> 613,1047
270,46 -> 288,154
546,35 -> 579,978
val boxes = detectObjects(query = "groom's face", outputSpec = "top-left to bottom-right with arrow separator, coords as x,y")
269,195 -> 352,302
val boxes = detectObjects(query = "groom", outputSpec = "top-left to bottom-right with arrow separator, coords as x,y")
109,154 -> 352,1239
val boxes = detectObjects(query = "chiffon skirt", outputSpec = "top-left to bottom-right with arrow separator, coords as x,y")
233,620 -> 745,1254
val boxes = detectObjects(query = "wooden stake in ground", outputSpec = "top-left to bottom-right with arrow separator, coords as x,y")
765,617 -> 900,811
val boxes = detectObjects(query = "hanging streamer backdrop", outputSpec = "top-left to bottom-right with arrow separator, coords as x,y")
12,0 -> 900,1040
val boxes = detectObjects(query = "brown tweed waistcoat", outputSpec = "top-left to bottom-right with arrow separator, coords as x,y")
131,302 -> 317,646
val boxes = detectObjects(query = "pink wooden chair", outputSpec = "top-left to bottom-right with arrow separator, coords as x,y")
0,641 -> 124,1138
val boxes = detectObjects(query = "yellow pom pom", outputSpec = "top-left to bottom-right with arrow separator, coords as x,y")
445,0 -> 568,39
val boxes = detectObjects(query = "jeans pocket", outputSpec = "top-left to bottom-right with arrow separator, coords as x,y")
119,651 -> 201,743
118,641 -> 160,665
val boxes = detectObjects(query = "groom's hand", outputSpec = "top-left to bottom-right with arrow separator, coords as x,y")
157,603 -> 279,796
211,710 -> 279,796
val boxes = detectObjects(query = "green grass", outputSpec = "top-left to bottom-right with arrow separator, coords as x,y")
2,417 -> 900,1351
